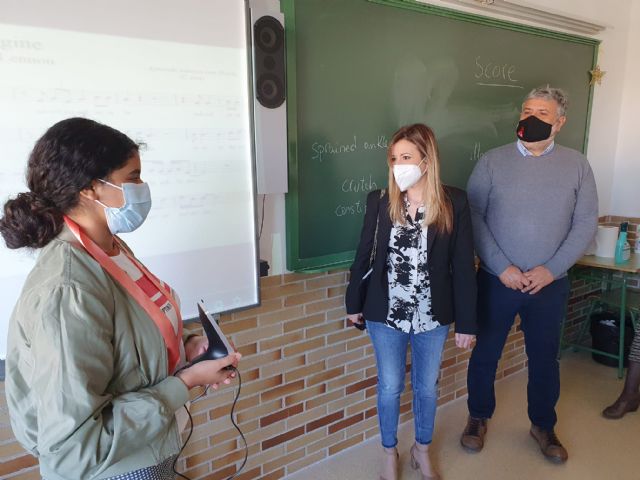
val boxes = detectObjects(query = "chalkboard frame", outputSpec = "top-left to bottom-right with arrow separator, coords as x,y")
283,0 -> 599,272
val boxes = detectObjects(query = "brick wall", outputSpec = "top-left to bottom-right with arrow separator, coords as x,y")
1,269 -> 527,480
563,276 -> 602,344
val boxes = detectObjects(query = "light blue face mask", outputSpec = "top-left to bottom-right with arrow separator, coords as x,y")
95,179 -> 152,234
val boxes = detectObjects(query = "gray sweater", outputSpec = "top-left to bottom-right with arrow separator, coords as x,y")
466,142 -> 598,279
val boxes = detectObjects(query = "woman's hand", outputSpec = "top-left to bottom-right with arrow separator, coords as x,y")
184,334 -> 208,362
175,352 -> 241,390
455,333 -> 475,349
347,313 -> 364,327
184,335 -> 238,363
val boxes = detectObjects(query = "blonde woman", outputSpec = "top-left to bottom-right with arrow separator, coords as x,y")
346,124 -> 477,480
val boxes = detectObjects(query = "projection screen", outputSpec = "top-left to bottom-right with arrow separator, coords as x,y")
0,0 -> 259,358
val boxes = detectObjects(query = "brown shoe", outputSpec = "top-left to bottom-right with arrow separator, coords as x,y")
602,393 -> 640,419
529,425 -> 568,464
460,416 -> 487,452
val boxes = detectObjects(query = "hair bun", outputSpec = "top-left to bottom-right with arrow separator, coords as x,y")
0,192 -> 63,249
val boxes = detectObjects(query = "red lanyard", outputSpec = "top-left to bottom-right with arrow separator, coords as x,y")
63,216 -> 182,373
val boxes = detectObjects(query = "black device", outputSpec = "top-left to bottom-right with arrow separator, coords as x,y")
353,321 -> 366,331
259,259 -> 270,277
253,15 -> 286,109
191,301 -> 234,368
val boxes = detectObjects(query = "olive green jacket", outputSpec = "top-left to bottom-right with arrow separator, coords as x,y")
5,227 -> 190,480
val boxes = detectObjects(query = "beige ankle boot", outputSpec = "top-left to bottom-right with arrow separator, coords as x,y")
379,446 -> 399,480
410,442 -> 441,480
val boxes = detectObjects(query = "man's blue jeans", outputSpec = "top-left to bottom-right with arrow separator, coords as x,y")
366,320 -> 450,448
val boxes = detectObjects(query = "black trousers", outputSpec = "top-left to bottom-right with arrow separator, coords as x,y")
467,269 -> 569,430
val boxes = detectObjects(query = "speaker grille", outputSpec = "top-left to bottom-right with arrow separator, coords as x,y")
253,15 -> 285,109
255,16 -> 284,53
256,73 -> 285,109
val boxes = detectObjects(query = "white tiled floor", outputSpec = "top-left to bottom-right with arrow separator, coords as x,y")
286,351 -> 640,480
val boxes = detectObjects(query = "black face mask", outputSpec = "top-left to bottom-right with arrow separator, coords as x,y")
516,115 -> 553,142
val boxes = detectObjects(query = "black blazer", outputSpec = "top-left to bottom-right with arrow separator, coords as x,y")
345,186 -> 477,334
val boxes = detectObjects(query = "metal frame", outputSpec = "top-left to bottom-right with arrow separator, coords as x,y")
244,0 -> 262,313
560,268 -> 640,378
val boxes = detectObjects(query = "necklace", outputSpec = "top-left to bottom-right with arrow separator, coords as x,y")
404,194 -> 425,209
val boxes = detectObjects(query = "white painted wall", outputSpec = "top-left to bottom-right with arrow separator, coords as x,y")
259,0 -> 638,274
611,0 -> 640,217
258,192 -> 286,274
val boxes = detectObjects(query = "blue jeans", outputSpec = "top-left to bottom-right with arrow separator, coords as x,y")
366,320 -> 450,448
467,269 -> 569,430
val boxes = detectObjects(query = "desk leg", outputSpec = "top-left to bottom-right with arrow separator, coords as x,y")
618,276 -> 627,379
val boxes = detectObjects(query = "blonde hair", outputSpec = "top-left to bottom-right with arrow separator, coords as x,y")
387,123 -> 453,234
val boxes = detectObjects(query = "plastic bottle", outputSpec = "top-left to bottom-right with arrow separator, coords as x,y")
614,222 -> 630,264
623,240 -> 631,261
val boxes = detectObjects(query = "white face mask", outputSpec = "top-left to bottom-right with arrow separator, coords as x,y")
393,158 -> 425,192
95,179 -> 152,234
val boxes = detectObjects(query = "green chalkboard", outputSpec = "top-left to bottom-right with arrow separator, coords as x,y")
284,0 -> 599,271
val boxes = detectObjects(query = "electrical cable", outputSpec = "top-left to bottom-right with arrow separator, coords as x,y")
172,367 -> 246,480
258,194 -> 266,240
222,368 -> 248,480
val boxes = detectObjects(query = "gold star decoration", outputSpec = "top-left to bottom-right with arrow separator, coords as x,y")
589,65 -> 606,86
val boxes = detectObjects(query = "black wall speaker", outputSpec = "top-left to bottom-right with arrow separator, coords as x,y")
250,2 -> 287,195
253,15 -> 285,109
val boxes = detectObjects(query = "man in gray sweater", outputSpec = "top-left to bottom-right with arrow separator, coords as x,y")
461,86 -> 598,463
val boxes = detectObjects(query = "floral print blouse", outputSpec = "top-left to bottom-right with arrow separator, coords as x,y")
385,197 -> 441,333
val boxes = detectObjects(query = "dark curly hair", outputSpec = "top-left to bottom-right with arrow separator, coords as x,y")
0,118 -> 139,249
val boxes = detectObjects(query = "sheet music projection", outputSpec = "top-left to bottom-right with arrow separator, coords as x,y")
0,1 -> 259,357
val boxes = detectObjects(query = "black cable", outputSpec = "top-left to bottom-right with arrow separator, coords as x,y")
224,368 -> 248,480
258,194 -> 266,240
172,406 -> 195,480
171,367 -> 246,480
172,385 -> 209,480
